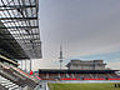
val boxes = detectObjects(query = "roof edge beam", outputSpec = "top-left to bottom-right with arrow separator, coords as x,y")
0,17 -> 37,20
0,26 -> 38,29
0,5 -> 36,8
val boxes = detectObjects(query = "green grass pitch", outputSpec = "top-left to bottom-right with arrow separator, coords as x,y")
48,83 -> 120,90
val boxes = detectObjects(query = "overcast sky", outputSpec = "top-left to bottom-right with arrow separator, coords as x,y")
32,0 -> 120,71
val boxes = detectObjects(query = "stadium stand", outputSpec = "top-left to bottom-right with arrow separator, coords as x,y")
39,69 -> 120,81
0,0 -> 42,89
38,60 -> 120,81
0,61 -> 40,90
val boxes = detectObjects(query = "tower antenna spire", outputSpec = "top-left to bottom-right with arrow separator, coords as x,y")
59,44 -> 63,70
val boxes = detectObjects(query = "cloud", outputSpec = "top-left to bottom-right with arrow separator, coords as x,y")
36,0 -> 120,71
107,62 -> 120,70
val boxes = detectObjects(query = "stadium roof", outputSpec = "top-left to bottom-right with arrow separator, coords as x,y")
0,0 -> 42,60
0,21 -> 29,59
0,54 -> 19,65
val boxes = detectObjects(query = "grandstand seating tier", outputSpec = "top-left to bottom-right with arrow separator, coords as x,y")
39,69 -> 120,80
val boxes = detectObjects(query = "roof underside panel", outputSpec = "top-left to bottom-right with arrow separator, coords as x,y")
39,69 -> 119,74
0,21 -> 29,59
0,0 -> 42,60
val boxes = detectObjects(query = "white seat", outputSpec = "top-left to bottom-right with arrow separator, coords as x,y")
0,75 -> 20,90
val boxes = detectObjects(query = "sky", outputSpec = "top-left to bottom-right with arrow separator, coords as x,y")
32,0 -> 120,71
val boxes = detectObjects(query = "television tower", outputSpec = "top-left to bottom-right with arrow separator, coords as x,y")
59,45 -> 64,70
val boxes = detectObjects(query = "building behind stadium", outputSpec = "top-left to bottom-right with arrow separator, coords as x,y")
66,60 -> 106,70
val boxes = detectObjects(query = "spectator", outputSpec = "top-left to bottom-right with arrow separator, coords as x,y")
115,84 -> 117,88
